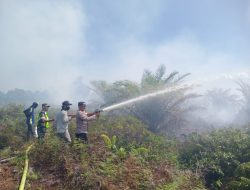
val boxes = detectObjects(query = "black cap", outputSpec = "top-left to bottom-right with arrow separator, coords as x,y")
42,103 -> 50,107
62,100 -> 72,106
78,101 -> 86,107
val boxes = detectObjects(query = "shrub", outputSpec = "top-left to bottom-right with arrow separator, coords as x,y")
179,128 -> 250,189
0,104 -> 26,150
228,177 -> 250,190
235,162 -> 250,178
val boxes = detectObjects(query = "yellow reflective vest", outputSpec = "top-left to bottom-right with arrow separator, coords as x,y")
38,111 -> 50,128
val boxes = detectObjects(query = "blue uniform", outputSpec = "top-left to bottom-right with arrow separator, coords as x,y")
23,106 -> 35,141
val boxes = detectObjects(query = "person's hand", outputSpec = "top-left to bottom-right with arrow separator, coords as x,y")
95,112 -> 100,118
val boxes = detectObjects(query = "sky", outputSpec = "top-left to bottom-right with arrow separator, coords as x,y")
0,0 -> 250,103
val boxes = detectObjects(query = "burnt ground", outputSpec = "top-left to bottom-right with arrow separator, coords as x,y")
0,161 -> 63,190
0,162 -> 19,190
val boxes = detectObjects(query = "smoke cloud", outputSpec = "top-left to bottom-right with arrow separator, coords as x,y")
0,0 -> 249,108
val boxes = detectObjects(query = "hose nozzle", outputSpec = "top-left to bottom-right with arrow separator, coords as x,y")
94,109 -> 103,113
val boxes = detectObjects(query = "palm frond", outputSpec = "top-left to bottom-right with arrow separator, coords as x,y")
164,71 -> 179,84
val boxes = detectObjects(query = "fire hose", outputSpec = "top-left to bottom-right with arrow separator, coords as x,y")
19,144 -> 33,190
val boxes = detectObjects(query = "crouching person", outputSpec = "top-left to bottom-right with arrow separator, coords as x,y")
55,101 -> 74,143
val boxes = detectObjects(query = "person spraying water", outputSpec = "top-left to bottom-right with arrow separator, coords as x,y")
75,101 -> 100,143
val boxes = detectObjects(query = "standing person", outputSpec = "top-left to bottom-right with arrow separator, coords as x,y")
75,101 -> 100,143
55,100 -> 74,143
23,102 -> 38,141
37,103 -> 53,144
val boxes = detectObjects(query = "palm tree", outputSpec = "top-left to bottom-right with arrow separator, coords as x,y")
91,64 -> 199,135
132,65 -> 198,134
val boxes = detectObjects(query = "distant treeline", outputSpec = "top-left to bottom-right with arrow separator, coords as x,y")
0,88 -> 51,106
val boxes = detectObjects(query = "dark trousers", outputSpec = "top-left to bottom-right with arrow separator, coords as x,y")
57,133 -> 71,143
37,126 -> 46,144
75,133 -> 88,143
26,122 -> 34,141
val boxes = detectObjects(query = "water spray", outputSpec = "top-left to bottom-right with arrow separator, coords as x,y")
100,84 -> 191,112
9,84 -> 192,118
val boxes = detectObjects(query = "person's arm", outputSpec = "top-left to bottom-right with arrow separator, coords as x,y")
24,107 -> 32,118
79,111 -> 96,121
68,114 -> 76,118
46,119 -> 54,122
31,108 -> 35,124
87,112 -> 95,117
62,111 -> 71,123
39,112 -> 54,123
